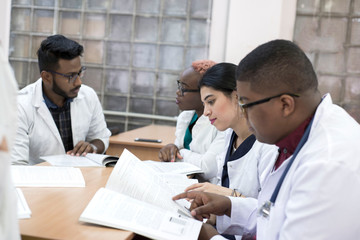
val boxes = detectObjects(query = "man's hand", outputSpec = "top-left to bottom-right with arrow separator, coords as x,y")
158,143 -> 182,162
185,182 -> 233,196
67,141 -> 96,156
173,191 -> 232,221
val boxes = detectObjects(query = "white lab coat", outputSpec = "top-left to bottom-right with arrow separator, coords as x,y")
174,110 -> 225,183
0,45 -> 21,239
212,94 -> 360,240
215,129 -> 278,239
11,78 -> 111,165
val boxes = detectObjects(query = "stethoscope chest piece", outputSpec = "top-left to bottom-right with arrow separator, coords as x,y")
258,200 -> 272,218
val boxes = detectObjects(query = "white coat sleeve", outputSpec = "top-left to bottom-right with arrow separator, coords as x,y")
216,197 -> 258,236
10,103 -> 30,165
179,130 -> 225,180
84,89 -> 111,152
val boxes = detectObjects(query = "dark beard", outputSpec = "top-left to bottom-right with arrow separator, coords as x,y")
52,78 -> 70,99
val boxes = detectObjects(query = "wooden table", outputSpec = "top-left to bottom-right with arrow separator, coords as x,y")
19,166 -> 135,240
106,125 -> 176,161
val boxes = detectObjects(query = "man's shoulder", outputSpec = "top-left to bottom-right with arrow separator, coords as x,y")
77,84 -> 98,99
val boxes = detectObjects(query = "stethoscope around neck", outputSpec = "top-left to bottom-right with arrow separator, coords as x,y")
258,117 -> 315,218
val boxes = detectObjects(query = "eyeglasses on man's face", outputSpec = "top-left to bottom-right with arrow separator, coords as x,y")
238,93 -> 300,115
176,80 -> 200,96
47,66 -> 86,84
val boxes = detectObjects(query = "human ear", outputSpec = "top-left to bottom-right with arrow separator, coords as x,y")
40,71 -> 53,84
280,95 -> 296,117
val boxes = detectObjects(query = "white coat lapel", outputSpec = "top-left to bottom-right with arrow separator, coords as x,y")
33,79 -> 64,147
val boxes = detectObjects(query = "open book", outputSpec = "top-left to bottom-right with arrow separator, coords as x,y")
40,153 -> 119,167
79,149 -> 202,240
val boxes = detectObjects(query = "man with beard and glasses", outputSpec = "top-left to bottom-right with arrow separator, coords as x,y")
11,35 -> 111,165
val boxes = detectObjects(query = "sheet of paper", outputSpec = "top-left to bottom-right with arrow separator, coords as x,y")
106,149 -> 191,217
142,161 -> 204,175
11,166 -> 85,187
40,154 -> 102,167
80,188 -> 201,240
15,188 -> 31,219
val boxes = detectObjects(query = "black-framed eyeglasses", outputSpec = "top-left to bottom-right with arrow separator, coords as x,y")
177,80 -> 200,96
239,93 -> 300,114
47,66 -> 86,84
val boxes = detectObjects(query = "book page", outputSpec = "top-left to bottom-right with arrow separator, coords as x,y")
156,173 -> 198,195
11,166 -> 85,187
142,160 -> 204,175
40,154 -> 101,167
15,188 -> 31,219
80,188 -> 201,240
106,149 -> 191,217
86,153 -> 119,167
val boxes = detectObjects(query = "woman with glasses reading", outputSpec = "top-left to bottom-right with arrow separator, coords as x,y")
158,60 -> 225,183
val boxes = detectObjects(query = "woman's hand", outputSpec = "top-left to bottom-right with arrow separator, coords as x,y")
185,182 -> 233,196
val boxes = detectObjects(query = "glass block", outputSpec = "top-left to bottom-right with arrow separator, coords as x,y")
156,72 -> 178,97
9,61 -> 29,87
11,8 -> 31,31
134,16 -> 158,42
84,13 -> 106,38
185,47 -> 208,67
34,0 -> 54,6
293,16 -> 319,52
12,0 -> 31,5
106,42 -> 131,67
154,119 -> 177,126
9,35 -> 30,58
87,0 -> 109,10
83,67 -> 103,92
344,77 -> 360,102
112,0 -> 134,12
83,40 -> 104,64
347,47 -> 360,73
33,10 -> 54,33
155,99 -> 178,116
159,45 -> 184,70
127,123 -> 149,131
161,18 -> 186,43
132,44 -> 157,68
351,19 -> 360,45
317,75 -> 343,102
136,0 -> 160,14
190,0 -> 210,18
189,19 -> 209,45
129,97 -> 153,114
131,71 -> 156,96
296,0 -> 320,14
30,62 -> 41,84
163,0 -> 187,16
342,102 -> 360,124
323,0 -> 350,14
355,0 -> 360,14
317,52 -> 345,74
105,69 -> 129,93
109,15 -> 132,40
104,95 -> 127,111
31,36 -> 46,59
319,18 -> 347,51
60,0 -> 82,9
59,11 -> 81,36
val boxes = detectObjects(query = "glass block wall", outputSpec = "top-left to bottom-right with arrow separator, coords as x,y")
9,0 -> 213,132
294,0 -> 360,123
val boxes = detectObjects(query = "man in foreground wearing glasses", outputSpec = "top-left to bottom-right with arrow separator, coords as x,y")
11,35 -> 111,165
159,60 -> 225,183
174,40 -> 360,239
